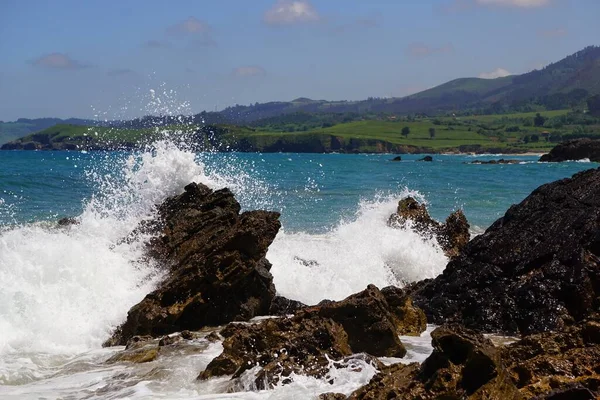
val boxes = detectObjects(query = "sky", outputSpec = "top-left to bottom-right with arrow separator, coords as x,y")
0,0 -> 598,120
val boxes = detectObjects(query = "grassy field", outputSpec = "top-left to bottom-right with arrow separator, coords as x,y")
4,109 -> 600,153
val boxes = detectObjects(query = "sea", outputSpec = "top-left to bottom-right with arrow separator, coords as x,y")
0,139 -> 595,399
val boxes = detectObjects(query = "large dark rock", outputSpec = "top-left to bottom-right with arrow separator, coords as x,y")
413,168 -> 600,334
199,285 -> 427,389
388,197 -> 470,258
106,182 -> 281,346
540,138 -> 600,162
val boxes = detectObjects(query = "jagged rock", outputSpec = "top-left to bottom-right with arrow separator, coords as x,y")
198,316 -> 354,388
268,295 -> 307,315
388,197 -> 470,258
300,285 -> 410,357
413,168 -> 600,334
540,138 -> 600,162
381,286 -> 427,336
57,217 -> 78,226
319,393 -> 347,400
200,285 -> 426,389
501,318 -> 600,399
106,182 -> 281,346
347,325 -> 520,399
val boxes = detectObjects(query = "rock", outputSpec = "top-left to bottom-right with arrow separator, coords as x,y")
301,285 -> 410,357
380,286 -> 427,336
199,285 -> 426,389
468,159 -> 520,164
418,155 -> 433,162
319,393 -> 347,400
106,341 -> 160,364
106,182 -> 281,346
540,138 -> 600,162
57,217 -> 78,226
199,316 -> 354,388
268,295 -> 307,316
347,325 -> 520,400
388,197 -> 470,258
412,168 -> 600,334
501,319 -> 600,399
391,156 -> 402,161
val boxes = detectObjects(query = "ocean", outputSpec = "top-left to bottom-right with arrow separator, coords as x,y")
0,141 -> 594,399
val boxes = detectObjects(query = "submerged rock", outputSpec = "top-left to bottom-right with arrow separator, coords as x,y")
106,182 -> 281,346
539,138 -> 600,162
418,155 -> 433,162
200,285 -> 426,389
388,197 -> 470,258
391,155 -> 402,161
413,168 -> 600,334
467,159 -> 520,164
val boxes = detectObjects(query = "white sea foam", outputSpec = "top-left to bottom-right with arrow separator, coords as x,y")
268,193 -> 448,305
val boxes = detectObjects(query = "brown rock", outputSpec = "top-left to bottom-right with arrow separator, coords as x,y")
106,182 -> 281,346
388,197 -> 470,258
381,286 -> 427,336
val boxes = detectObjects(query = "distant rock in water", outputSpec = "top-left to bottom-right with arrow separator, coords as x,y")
199,284 -> 426,389
388,197 -> 470,258
540,138 -> 600,162
413,167 -> 600,335
467,159 -> 520,164
418,155 -> 433,162
391,155 -> 402,161
106,182 -> 281,346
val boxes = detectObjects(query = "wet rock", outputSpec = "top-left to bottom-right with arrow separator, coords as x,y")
268,295 -> 307,316
501,319 -> 600,399
348,325 -> 520,400
381,286 -> 426,336
418,155 -> 433,162
388,197 -> 470,258
467,159 -> 520,164
200,285 -> 424,389
198,316 -> 354,388
106,344 -> 160,364
540,138 -> 600,162
57,217 -> 79,226
319,393 -> 347,400
106,182 -> 281,346
300,285 -> 409,357
391,156 -> 402,161
413,168 -> 600,334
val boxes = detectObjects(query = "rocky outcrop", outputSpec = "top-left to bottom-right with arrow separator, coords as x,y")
200,285 -> 427,389
348,325 -> 520,400
347,321 -> 600,399
418,155 -> 433,162
467,159 -> 520,164
106,182 -> 281,346
540,138 -> 600,162
381,286 -> 427,336
413,168 -> 600,334
388,197 -> 470,258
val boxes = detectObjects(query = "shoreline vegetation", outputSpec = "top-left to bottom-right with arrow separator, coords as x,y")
2,108 -> 600,155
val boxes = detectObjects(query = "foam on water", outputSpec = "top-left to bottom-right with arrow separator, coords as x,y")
268,193 -> 448,305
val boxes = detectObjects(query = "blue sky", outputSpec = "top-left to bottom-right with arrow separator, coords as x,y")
0,0 -> 597,120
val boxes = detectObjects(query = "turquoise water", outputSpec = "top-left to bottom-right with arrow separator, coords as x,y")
0,150 -> 595,231
0,145 -> 597,399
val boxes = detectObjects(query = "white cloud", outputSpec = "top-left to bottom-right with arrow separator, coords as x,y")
478,68 -> 512,79
475,0 -> 550,7
31,53 -> 87,69
232,66 -> 267,78
264,1 -> 321,25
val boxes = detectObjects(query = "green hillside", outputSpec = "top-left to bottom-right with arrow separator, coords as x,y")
6,109 -> 600,154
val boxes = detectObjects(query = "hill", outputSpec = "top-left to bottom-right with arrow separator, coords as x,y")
0,118 -> 95,145
6,109 -> 600,154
